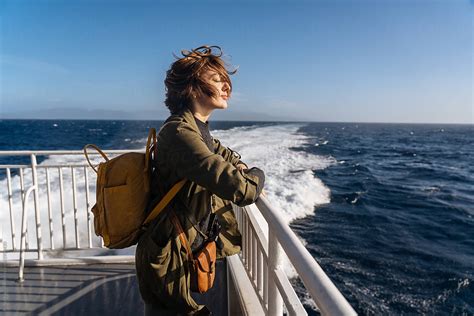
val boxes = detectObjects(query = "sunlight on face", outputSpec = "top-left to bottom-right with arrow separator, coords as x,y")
196,69 -> 231,111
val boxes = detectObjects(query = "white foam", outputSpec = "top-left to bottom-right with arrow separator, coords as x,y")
213,123 -> 335,278
213,124 -> 334,223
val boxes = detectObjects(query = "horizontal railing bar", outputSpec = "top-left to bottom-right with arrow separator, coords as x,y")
0,149 -> 142,156
2,255 -> 135,267
0,164 -> 94,169
37,164 -> 91,169
272,268 -> 308,316
43,247 -> 122,252
0,165 -> 30,169
2,246 -> 116,254
2,249 -> 39,253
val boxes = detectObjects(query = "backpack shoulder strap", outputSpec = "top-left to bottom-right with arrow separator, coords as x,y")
143,179 -> 187,225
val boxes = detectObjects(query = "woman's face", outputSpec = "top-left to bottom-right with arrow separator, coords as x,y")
195,69 -> 231,111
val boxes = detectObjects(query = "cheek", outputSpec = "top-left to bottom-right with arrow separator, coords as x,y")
211,86 -> 221,95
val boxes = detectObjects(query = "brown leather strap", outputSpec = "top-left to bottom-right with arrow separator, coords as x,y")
143,179 -> 186,225
170,211 -> 193,261
83,144 -> 109,173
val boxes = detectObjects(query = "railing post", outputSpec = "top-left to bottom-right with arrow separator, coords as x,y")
30,154 -> 43,260
84,167 -> 92,248
46,168 -> 54,249
71,167 -> 79,249
59,167 -> 66,248
19,185 -> 36,282
6,168 -> 16,250
19,168 -> 28,249
268,230 -> 283,316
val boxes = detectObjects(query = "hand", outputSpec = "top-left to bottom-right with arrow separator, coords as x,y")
236,163 -> 247,171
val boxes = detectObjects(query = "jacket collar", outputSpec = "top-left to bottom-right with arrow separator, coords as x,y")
180,106 -> 202,137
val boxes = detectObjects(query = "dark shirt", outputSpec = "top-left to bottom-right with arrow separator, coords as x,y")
194,117 -> 214,153
191,116 -> 214,251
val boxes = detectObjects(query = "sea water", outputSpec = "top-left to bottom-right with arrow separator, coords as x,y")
0,119 -> 472,315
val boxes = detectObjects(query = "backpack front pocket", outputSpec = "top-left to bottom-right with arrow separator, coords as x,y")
103,184 -> 132,238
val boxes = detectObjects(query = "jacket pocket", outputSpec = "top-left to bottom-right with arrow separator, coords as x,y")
149,239 -> 172,280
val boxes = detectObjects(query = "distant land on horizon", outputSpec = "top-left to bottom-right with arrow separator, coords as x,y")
1,107 -> 301,122
1,107 -> 472,125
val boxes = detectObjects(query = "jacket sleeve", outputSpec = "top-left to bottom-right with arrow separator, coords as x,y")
213,138 -> 245,166
165,123 -> 263,206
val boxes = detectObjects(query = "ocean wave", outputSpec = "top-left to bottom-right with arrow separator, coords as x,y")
213,123 -> 335,222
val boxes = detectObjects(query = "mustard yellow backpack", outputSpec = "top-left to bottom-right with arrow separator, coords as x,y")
84,128 -> 185,249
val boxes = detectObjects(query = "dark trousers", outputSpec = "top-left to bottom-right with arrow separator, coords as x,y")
144,259 -> 228,316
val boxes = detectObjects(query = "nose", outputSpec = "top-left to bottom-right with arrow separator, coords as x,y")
222,81 -> 230,93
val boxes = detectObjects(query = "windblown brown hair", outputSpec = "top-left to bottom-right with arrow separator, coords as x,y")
164,45 -> 237,115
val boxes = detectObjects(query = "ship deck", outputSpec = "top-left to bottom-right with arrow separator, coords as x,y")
1,263 -> 144,315
1,259 -> 236,315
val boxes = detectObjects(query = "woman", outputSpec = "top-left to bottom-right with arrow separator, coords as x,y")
135,45 -> 265,315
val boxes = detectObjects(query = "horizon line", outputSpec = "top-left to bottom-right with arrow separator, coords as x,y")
1,117 -> 472,126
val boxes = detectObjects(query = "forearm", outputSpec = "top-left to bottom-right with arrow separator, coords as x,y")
164,124 -> 263,206
213,138 -> 242,166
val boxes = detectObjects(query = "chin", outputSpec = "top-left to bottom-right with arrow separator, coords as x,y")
217,102 -> 228,109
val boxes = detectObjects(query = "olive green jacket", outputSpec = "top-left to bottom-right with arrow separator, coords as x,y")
135,107 -> 262,313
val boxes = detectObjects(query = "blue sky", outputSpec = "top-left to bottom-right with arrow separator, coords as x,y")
1,0 -> 472,123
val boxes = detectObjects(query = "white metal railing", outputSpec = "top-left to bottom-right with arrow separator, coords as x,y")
0,150 -> 138,261
234,201 -> 356,316
0,150 -> 356,315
